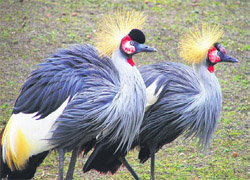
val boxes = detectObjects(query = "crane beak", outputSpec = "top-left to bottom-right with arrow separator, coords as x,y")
220,54 -> 238,63
135,43 -> 157,53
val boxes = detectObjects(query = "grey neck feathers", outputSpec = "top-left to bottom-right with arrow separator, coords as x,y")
191,62 -> 222,149
109,48 -> 146,152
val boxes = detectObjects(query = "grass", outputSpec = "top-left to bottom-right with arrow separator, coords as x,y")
0,0 -> 248,179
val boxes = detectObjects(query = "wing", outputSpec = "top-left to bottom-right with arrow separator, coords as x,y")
13,44 -> 104,118
49,49 -> 146,152
138,62 -> 201,152
138,61 -> 221,163
50,61 -> 120,149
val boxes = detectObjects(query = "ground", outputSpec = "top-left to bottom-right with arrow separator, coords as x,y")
0,0 -> 248,179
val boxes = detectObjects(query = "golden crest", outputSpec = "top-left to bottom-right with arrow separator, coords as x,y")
179,23 -> 224,64
95,9 -> 146,57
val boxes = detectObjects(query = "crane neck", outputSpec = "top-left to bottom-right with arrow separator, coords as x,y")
109,48 -> 146,152
111,48 -> 146,97
190,61 -> 222,148
111,48 -> 137,78
192,61 -> 222,120
193,62 -> 219,90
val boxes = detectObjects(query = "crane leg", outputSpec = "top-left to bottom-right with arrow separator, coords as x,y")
119,156 -> 140,180
150,153 -> 155,180
58,148 -> 65,180
65,147 -> 78,180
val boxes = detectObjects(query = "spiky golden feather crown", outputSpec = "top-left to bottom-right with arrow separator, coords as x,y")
179,24 -> 224,64
95,10 -> 146,57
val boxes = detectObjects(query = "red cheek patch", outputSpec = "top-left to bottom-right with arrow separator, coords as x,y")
121,35 -> 135,55
208,47 -> 220,63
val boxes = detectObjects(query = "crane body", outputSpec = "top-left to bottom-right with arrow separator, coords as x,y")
0,10 -> 156,179
137,61 -> 223,176
138,61 -> 222,163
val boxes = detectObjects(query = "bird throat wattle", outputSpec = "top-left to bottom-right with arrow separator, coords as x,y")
208,65 -> 214,73
127,58 -> 135,66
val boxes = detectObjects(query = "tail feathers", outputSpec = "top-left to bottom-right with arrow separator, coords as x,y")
79,139 -> 96,156
83,142 -> 124,174
138,146 -> 150,164
1,151 -> 49,179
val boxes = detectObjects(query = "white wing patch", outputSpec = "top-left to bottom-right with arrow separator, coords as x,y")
145,79 -> 163,111
2,97 -> 70,168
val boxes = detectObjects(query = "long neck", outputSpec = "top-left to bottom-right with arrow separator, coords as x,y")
111,48 -> 145,93
193,62 -> 222,112
191,62 -> 222,148
111,49 -> 133,77
109,48 -> 146,152
193,62 -> 220,90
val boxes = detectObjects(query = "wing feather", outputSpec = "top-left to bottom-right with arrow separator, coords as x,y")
13,44 -> 104,119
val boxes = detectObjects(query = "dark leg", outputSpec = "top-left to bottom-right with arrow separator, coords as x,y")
65,148 -> 78,180
119,156 -> 140,180
150,153 -> 155,180
58,148 -> 65,180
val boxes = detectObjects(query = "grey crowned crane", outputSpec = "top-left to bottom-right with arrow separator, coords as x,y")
0,10 -> 156,179
82,24 -> 238,180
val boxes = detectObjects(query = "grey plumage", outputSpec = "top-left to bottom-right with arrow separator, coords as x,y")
48,44 -> 146,153
138,60 -> 222,161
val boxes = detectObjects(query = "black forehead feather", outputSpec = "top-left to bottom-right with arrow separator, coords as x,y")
128,29 -> 145,44
214,42 -> 221,49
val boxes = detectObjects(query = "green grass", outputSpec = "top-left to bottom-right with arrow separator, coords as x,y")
0,0 -> 248,179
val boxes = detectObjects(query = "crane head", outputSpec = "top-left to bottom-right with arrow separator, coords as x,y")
95,10 -> 156,58
207,43 -> 238,73
179,23 -> 224,65
179,23 -> 238,73
120,29 -> 156,56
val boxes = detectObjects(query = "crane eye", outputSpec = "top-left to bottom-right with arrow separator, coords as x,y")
130,41 -> 134,46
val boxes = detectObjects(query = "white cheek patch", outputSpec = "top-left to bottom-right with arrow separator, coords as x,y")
122,41 -> 135,54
